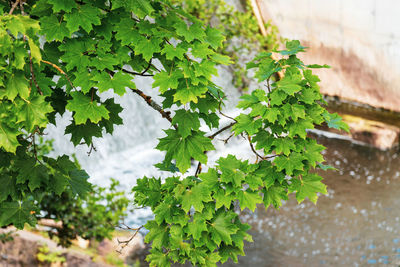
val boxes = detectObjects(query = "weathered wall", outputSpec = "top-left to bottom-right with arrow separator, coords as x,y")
258,0 -> 400,111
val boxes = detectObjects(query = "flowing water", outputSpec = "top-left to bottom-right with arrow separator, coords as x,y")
227,136 -> 400,266
47,69 -> 400,266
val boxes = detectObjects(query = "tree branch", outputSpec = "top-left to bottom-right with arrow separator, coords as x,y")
207,122 -> 236,139
131,88 -> 176,128
9,0 -> 19,14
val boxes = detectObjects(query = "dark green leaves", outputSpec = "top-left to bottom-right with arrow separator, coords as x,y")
156,129 -> 214,173
66,92 -> 109,124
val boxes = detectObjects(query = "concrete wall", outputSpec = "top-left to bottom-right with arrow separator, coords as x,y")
258,0 -> 400,111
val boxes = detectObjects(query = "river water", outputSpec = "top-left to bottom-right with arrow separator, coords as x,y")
227,135 -> 400,266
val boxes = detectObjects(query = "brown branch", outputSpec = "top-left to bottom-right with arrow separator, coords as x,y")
41,60 -> 76,90
116,225 -> 143,254
121,68 -> 154,77
208,122 -> 236,139
19,0 -> 25,15
131,88 -> 176,128
195,162 -> 202,177
9,0 -> 20,14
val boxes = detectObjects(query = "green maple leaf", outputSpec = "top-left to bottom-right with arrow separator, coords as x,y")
146,250 -> 170,267
282,103 -> 305,122
205,26 -> 225,49
99,98 -> 123,134
192,42 -> 214,58
232,114 -> 262,136
174,84 -> 208,104
288,118 -> 314,139
181,183 -> 212,212
255,58 -> 280,82
65,121 -> 103,146
289,174 -> 327,203
59,39 -> 91,71
0,174 -> 17,202
272,138 -> 295,156
237,190 -> 262,212
0,201 -> 37,229
135,37 -> 162,61
218,155 -> 246,187
317,163 -> 337,171
245,174 -> 264,190
156,130 -> 214,173
114,18 -> 142,45
73,71 -> 96,94
66,91 -> 110,124
161,44 -> 186,60
210,211 -> 238,246
322,111 -> 350,132
237,91 -> 261,109
252,130 -> 274,152
1,71 -> 29,101
276,76 -> 302,96
16,96 -> 53,132
199,168 -> 219,188
303,139 -> 325,167
278,40 -> 306,56
298,87 -> 321,104
93,72 -> 135,96
89,53 -> 119,71
47,0 -> 77,12
0,122 -> 19,153
262,184 -> 288,209
171,109 -> 200,138
15,158 -> 49,191
152,71 -> 181,93
188,213 -> 208,240
193,61 -> 218,80
40,15 -> 70,41
65,4 -> 101,33
174,21 -> 206,42
154,202 -> 173,225
113,0 -> 154,17
144,220 -> 169,249
214,189 -> 233,209
203,253 -> 222,267
269,89 -> 287,106
263,107 -> 281,123
274,153 -> 304,176
68,169 -> 92,197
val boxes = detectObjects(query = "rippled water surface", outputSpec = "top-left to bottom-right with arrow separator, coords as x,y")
227,136 -> 400,266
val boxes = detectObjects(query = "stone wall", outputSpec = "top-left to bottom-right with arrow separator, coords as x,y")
258,0 -> 400,111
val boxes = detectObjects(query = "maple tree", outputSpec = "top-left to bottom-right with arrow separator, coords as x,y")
0,0 -> 349,266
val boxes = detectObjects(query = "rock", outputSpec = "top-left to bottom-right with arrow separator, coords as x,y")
0,228 -> 112,267
316,114 -> 400,150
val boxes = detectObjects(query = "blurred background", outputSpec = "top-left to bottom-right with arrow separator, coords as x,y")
3,1 -> 400,266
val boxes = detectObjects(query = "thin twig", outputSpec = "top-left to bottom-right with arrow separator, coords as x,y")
9,0 -> 20,15
195,162 -> 202,177
207,122 -> 236,139
121,68 -> 154,77
19,0 -> 25,15
41,60 -> 76,90
29,56 -> 42,95
116,225 -> 143,254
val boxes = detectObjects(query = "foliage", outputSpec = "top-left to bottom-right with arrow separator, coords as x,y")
0,0 -> 348,266
172,0 -> 282,91
39,178 -> 130,247
0,230 -> 14,243
36,244 -> 66,266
